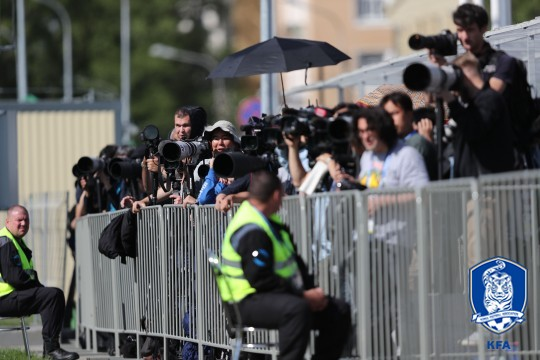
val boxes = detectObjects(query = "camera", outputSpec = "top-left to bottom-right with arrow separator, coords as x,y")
157,140 -> 209,165
403,62 -> 463,92
140,125 -> 161,157
408,30 -> 457,56
213,152 -> 269,179
328,113 -> 354,144
240,115 -> 283,154
107,158 -> 142,179
76,156 -> 108,175
281,115 -> 311,138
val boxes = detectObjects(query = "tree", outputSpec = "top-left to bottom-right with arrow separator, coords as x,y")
0,0 -> 251,140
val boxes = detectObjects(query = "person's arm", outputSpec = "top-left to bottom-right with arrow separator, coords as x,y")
197,168 -> 219,205
0,240 -> 41,289
489,77 -> 506,93
74,190 -> 89,220
131,186 -> 172,213
488,53 -> 516,94
215,191 -> 249,213
215,174 -> 251,212
284,134 -> 308,188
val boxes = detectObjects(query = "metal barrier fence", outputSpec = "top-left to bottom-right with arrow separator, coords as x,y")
76,171 -> 540,359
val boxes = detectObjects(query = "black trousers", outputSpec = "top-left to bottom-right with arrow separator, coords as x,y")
0,286 -> 65,341
238,292 -> 351,360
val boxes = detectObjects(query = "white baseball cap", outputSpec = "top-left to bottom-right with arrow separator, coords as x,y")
203,120 -> 241,145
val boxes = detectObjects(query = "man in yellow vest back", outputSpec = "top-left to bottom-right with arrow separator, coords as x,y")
220,170 -> 351,360
0,205 -> 79,360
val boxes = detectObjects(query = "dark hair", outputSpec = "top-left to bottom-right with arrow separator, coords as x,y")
174,106 -> 208,139
248,170 -> 282,202
453,3 -> 489,29
332,102 -> 361,115
357,107 -> 398,149
99,144 -> 118,159
380,91 -> 413,113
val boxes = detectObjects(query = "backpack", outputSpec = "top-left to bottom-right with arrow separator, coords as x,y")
486,51 -> 540,153
98,214 -> 126,263
98,211 -> 138,263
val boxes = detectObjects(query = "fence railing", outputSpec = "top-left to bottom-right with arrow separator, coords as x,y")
76,170 -> 540,359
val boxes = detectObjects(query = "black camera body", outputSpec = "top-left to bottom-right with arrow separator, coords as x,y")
408,30 -> 457,56
281,115 -> 311,138
140,125 -> 161,158
240,115 -> 283,155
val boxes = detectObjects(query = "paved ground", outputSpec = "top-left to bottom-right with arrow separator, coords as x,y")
0,326 -> 122,360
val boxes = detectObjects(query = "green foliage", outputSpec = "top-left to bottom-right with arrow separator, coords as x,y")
0,0 -> 247,141
0,348 -> 42,360
512,0 -> 540,23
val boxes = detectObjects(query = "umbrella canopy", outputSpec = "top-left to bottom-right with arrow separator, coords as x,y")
207,36 -> 351,79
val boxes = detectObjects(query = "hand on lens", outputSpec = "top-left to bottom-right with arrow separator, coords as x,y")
146,156 -> 160,173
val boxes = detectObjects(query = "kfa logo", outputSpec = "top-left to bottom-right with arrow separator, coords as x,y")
469,257 -> 527,334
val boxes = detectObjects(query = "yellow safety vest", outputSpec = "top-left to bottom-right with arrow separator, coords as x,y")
0,227 -> 34,297
220,201 -> 299,303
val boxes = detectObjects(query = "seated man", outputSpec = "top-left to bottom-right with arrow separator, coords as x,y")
219,170 -> 351,360
0,205 -> 79,360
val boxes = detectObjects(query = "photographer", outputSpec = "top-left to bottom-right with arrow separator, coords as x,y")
283,104 -> 362,194
122,106 -> 208,213
74,145 -> 123,217
428,4 -> 532,166
438,52 -> 515,177
178,120 -> 241,207
380,92 -> 438,181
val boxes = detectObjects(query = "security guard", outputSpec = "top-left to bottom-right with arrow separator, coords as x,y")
220,170 -> 351,360
0,205 -> 79,360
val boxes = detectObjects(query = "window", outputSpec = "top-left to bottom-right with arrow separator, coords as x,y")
359,53 -> 383,67
357,0 -> 384,20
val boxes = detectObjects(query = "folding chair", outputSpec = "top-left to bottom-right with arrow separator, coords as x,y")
207,250 -> 278,360
0,316 -> 31,359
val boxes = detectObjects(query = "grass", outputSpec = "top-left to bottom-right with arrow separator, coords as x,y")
0,348 -> 43,359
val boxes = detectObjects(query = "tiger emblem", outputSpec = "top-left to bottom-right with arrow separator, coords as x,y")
482,260 -> 513,314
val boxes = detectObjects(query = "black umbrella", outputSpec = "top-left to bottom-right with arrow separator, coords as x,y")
207,36 -> 350,106
208,36 -> 350,78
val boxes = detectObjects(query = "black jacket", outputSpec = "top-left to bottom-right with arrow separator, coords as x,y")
449,86 -> 516,178
0,235 -> 42,290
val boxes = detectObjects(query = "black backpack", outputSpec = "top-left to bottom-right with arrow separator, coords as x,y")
98,211 -> 138,263
98,214 -> 126,262
487,51 -> 540,152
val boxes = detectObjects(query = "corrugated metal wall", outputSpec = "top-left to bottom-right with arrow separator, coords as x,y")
16,109 -> 116,206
